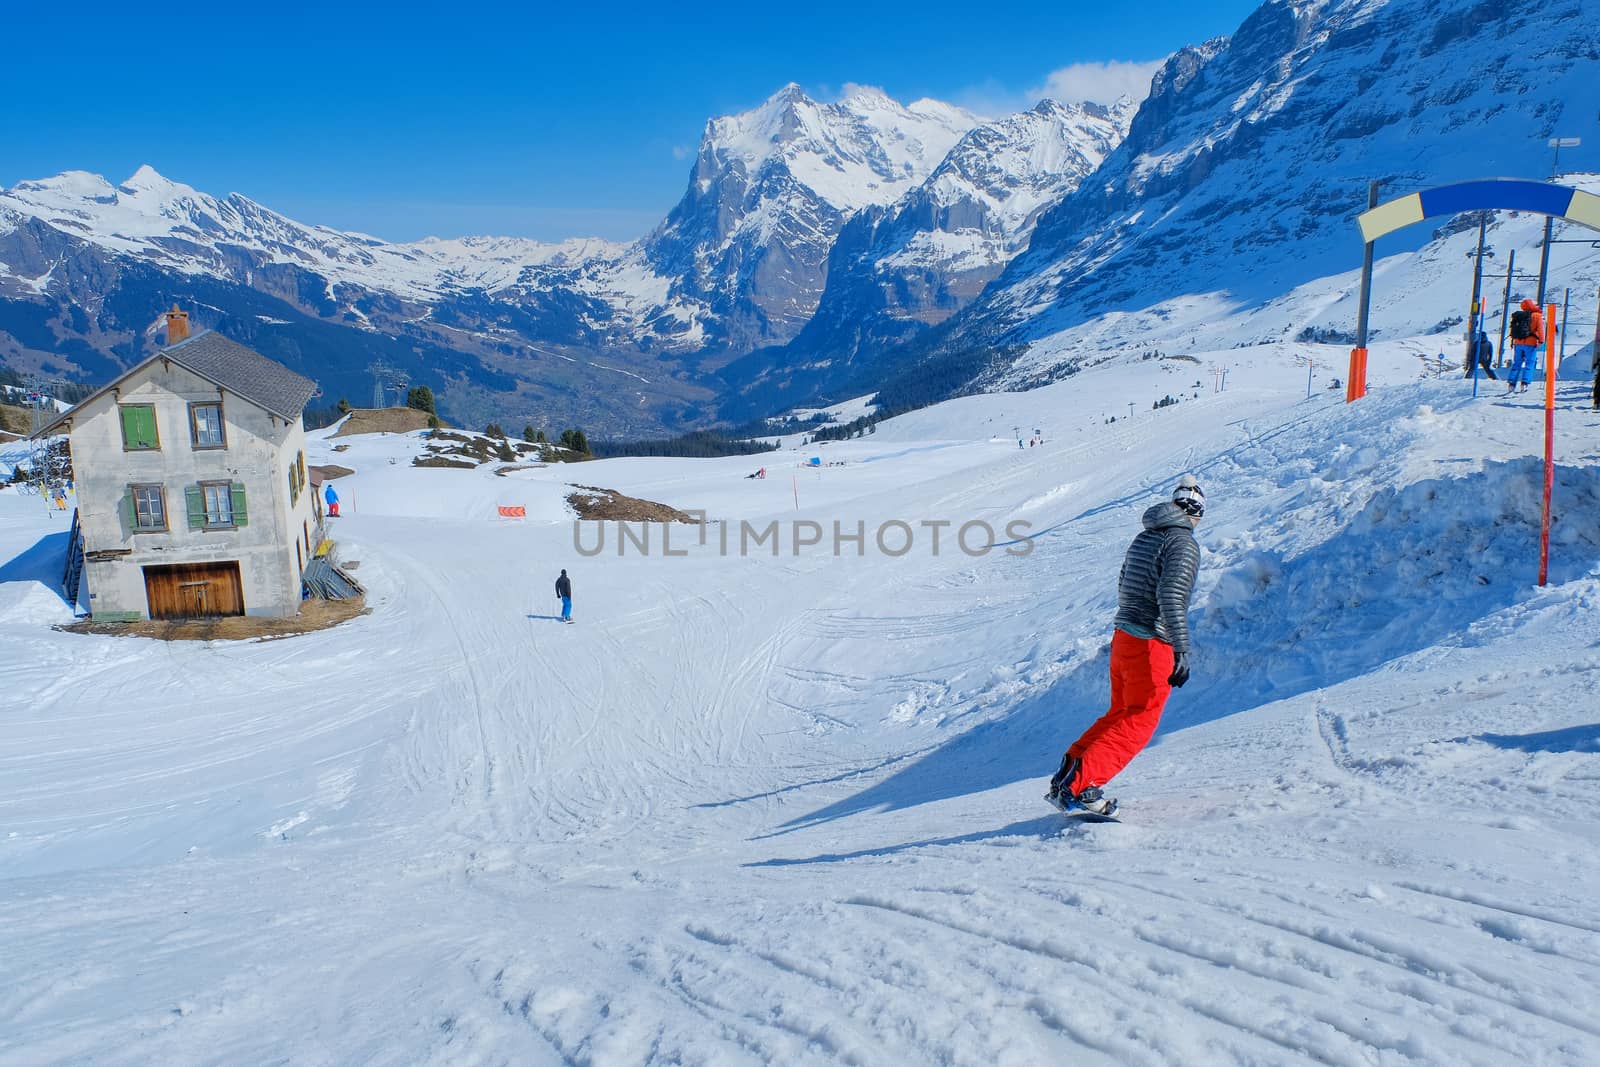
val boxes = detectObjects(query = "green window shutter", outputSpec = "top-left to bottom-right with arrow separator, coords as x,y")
186,486 -> 205,529
120,407 -> 139,448
121,406 -> 158,449
121,488 -> 136,530
231,483 -> 249,528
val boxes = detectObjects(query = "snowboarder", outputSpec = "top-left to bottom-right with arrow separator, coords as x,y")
1506,299 -> 1545,394
1046,475 -> 1205,817
555,568 -> 572,623
324,481 -> 340,517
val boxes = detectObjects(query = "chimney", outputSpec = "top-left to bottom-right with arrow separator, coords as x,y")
165,305 -> 190,344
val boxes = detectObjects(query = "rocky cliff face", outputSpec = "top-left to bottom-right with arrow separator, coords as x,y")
726,97 -> 1135,403
640,84 -> 979,356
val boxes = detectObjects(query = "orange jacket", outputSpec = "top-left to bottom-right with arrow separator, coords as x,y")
1515,300 -> 1546,345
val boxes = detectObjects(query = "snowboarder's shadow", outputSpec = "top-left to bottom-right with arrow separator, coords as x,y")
526,613 -> 566,622
745,815 -> 1070,868
1470,723 -> 1600,754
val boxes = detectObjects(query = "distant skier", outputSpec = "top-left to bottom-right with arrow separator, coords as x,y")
324,481 -> 340,517
1506,299 -> 1545,394
1047,475 -> 1205,817
555,568 -> 572,623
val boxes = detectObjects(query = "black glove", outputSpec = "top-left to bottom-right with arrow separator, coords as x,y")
1168,652 -> 1190,688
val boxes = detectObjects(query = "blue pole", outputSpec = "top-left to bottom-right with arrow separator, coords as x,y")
1470,305 -> 1481,398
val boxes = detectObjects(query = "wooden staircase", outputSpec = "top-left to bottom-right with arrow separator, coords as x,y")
61,507 -> 85,604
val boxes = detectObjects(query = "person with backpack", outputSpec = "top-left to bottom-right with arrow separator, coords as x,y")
1506,299 -> 1545,394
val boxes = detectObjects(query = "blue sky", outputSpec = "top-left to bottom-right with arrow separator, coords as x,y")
2,1 -> 1262,243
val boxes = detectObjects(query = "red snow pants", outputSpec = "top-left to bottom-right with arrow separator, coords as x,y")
1068,629 -> 1175,790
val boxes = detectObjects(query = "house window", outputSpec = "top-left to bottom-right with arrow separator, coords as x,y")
288,450 -> 307,504
190,402 -> 225,448
119,404 -> 159,451
202,482 -> 234,528
186,483 -> 248,530
129,484 -> 167,532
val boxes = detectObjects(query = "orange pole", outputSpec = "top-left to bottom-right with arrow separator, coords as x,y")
1346,347 -> 1369,402
1539,303 -> 1556,586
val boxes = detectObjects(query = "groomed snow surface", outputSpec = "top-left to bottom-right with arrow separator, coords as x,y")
4,346 -> 1600,1065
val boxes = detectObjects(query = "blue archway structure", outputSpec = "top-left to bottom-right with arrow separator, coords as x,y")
1346,177 -> 1600,586
1345,178 -> 1600,401
1356,179 -> 1600,244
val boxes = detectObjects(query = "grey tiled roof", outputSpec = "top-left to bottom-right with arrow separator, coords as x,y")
31,329 -> 318,438
164,331 -> 317,420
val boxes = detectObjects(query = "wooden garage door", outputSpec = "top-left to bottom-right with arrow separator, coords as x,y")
143,562 -> 245,620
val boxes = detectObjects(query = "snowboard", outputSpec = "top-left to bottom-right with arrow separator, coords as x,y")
1060,807 -> 1121,824
1046,792 -> 1120,823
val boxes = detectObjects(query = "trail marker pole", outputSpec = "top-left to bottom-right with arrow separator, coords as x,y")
1560,288 -> 1570,366
1347,182 -> 1380,402
1466,217 -> 1487,396
1498,249 -> 1515,367
1539,302 -> 1557,586
792,474 -> 798,510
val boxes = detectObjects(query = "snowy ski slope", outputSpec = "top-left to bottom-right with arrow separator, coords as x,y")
3,344 -> 1599,1065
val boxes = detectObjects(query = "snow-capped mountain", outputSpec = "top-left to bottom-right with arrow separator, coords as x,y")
0,165 -> 695,435
725,97 -> 1136,403
893,0 -> 1600,393
0,166 -> 632,302
13,0 -> 1596,433
0,86 -> 993,431
641,83 -> 981,353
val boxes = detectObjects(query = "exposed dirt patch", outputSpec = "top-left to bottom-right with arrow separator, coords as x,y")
494,464 -> 545,476
333,408 -> 436,437
566,485 -> 697,523
58,596 -> 369,642
0,402 -> 32,436
413,455 -> 477,469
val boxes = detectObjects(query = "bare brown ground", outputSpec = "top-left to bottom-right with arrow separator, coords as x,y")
0,402 -> 32,435
58,596 -> 369,642
566,485 -> 697,523
333,408 -> 436,436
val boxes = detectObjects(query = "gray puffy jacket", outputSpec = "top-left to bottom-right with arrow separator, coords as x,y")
1113,502 -> 1201,653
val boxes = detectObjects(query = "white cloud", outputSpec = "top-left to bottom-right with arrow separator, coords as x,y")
1030,59 -> 1166,106
672,145 -> 692,161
